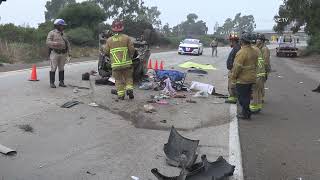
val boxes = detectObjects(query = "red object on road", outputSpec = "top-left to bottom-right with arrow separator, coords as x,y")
148,59 -> 153,69
154,60 -> 159,70
29,65 -> 39,81
160,61 -> 164,70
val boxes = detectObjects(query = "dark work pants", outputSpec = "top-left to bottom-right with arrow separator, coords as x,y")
236,83 -> 253,117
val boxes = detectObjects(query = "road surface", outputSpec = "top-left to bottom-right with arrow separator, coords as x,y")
240,51 -> 320,180
0,48 -> 242,180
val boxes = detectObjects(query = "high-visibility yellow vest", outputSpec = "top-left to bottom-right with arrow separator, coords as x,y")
110,35 -> 132,69
257,49 -> 266,78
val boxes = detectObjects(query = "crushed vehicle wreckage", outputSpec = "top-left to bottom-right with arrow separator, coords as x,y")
152,127 -> 235,180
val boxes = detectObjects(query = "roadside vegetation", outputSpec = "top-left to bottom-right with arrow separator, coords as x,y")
274,0 -> 320,56
0,0 -> 256,64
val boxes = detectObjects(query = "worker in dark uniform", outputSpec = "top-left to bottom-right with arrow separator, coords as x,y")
225,33 -> 241,104
231,32 -> 258,120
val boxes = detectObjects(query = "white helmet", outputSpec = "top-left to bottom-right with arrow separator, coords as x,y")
54,19 -> 67,26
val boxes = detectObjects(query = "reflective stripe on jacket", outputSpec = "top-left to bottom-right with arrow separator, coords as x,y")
105,34 -> 135,70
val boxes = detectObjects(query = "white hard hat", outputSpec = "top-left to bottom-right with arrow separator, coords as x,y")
54,19 -> 67,26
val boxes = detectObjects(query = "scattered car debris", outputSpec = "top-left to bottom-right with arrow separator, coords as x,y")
190,81 -> 215,95
162,78 -> 176,96
131,176 -> 139,180
144,104 -> 156,113
186,99 -> 197,103
18,124 -> 34,133
160,120 -> 167,123
187,69 -> 208,75
0,144 -> 17,156
95,78 -> 115,86
156,100 -> 169,105
299,81 -> 304,84
82,72 -> 90,81
67,84 -> 90,90
173,94 -> 187,98
139,82 -> 154,90
193,91 -> 209,98
152,155 -> 235,180
212,92 -> 229,99
111,89 -> 118,95
73,88 -> 80,93
61,101 -> 81,108
164,127 -> 199,168
88,102 -> 99,107
89,70 -> 97,76
86,171 -> 96,176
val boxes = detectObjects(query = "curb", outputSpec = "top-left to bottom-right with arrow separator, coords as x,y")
229,104 -> 244,180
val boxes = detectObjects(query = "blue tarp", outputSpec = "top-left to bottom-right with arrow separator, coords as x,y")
155,70 -> 186,82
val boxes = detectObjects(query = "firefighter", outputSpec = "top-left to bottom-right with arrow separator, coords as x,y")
231,32 -> 258,120
225,34 -> 241,104
210,38 -> 218,57
105,20 -> 135,100
250,34 -> 271,112
46,19 -> 71,88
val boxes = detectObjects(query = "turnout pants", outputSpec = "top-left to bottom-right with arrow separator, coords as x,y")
250,77 -> 266,111
236,83 -> 253,117
112,67 -> 133,97
50,51 -> 66,72
227,71 -> 237,102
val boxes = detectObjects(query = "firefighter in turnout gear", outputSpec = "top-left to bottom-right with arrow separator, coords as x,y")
105,20 -> 135,100
231,32 -> 258,120
225,33 -> 241,104
46,19 -> 71,88
250,34 -> 270,113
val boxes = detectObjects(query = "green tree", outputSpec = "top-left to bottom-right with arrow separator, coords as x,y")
94,0 -> 143,19
137,6 -> 162,29
172,13 -> 208,36
57,2 -> 106,30
45,0 -> 76,21
214,13 -> 255,36
162,23 -> 171,35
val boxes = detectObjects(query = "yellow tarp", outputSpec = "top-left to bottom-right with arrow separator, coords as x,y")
179,61 -> 217,70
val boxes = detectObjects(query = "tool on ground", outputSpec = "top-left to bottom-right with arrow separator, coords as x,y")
29,65 -> 39,81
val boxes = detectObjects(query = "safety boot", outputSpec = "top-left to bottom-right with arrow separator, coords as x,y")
59,71 -> 67,87
111,89 -> 118,95
126,89 -> 134,99
49,71 -> 56,88
118,96 -> 125,100
225,97 -> 237,104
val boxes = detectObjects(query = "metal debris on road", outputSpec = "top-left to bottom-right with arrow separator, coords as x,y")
0,144 -> 17,156
18,124 -> 34,133
86,171 -> 96,176
152,155 -> 235,180
73,88 -> 79,93
88,102 -> 99,107
67,84 -> 90,90
186,99 -> 197,103
160,120 -> 167,123
164,127 -> 199,168
95,78 -> 115,86
131,176 -> 139,180
61,101 -> 81,108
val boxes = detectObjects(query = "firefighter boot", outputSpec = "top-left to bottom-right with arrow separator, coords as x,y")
127,89 -> 134,99
59,71 -> 67,87
50,71 -> 56,88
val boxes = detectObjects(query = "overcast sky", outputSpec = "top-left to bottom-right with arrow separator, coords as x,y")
0,0 -> 283,33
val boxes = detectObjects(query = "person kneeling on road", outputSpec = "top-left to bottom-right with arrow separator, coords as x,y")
231,32 -> 258,120
46,19 -> 71,88
105,20 -> 135,100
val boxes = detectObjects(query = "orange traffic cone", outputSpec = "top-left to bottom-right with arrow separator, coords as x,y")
160,61 -> 164,70
148,59 -> 153,69
154,60 -> 159,70
29,65 -> 39,81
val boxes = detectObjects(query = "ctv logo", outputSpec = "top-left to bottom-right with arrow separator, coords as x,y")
275,18 -> 289,23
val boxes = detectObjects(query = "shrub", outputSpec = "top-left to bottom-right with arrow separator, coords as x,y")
67,27 -> 96,46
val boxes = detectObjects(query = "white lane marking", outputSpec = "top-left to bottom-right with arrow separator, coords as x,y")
229,104 -> 244,180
